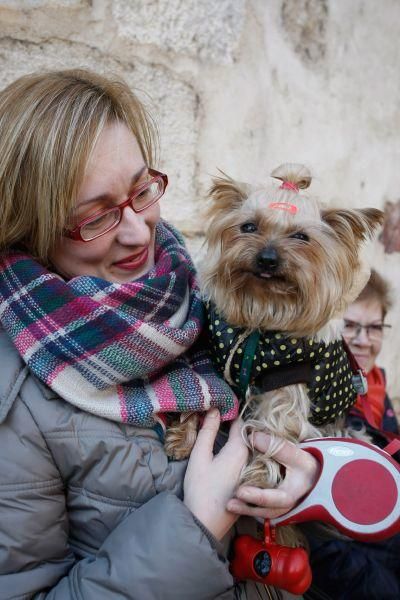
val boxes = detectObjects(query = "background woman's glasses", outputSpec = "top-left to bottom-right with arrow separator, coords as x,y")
343,319 -> 392,341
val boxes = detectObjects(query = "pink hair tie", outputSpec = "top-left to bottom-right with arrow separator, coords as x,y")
280,181 -> 299,193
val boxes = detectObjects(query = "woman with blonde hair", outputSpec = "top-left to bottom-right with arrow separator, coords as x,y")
0,69 -> 318,599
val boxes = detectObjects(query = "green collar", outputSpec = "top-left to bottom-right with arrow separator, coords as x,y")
238,330 -> 261,397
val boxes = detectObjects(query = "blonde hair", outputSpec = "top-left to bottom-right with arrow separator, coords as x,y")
0,69 -> 158,263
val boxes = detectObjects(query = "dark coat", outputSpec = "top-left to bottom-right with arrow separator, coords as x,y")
305,372 -> 400,600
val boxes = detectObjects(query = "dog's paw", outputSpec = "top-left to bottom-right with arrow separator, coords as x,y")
164,436 -> 193,460
164,413 -> 199,460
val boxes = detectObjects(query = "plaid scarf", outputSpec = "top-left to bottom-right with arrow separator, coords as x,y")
0,221 -> 238,427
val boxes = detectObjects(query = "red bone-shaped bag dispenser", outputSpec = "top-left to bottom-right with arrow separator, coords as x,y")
230,437 -> 400,594
230,521 -> 312,595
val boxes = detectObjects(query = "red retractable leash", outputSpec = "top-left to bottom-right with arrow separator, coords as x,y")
231,341 -> 400,593
230,436 -> 400,594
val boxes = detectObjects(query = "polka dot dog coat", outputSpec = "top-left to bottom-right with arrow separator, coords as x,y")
206,302 -> 357,426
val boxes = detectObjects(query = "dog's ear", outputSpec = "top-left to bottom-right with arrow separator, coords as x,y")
344,255 -> 371,306
208,172 -> 249,210
321,207 -> 384,242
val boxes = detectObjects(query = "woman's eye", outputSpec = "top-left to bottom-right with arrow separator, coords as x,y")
290,232 -> 309,241
84,213 -> 114,231
369,325 -> 384,333
137,187 -> 151,198
240,222 -> 258,233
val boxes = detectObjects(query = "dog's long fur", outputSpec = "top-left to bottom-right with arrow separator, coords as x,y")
165,163 -> 383,545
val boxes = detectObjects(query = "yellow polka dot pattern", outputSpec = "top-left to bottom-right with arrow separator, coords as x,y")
206,301 -> 357,427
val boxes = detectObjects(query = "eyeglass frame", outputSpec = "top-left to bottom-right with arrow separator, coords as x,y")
65,168 -> 168,242
343,319 -> 392,340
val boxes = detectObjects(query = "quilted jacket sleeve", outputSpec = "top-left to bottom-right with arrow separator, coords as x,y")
41,493 -> 235,600
0,397 -> 234,600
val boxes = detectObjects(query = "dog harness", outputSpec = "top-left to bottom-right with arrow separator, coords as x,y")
206,301 -> 357,426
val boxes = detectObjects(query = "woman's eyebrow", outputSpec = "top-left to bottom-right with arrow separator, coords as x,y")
130,165 -> 148,186
77,165 -> 148,208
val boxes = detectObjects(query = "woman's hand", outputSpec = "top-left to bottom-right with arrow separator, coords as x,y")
184,409 -> 249,541
226,432 -> 319,519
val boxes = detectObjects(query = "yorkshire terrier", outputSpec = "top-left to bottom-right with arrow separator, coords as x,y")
165,164 -> 383,542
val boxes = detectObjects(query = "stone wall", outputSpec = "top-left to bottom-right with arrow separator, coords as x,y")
1,0 -> 399,405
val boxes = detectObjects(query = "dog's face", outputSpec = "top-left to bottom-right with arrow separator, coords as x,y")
202,176 -> 383,336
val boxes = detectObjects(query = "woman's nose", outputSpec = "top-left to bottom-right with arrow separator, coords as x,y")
116,205 -> 150,245
352,327 -> 370,345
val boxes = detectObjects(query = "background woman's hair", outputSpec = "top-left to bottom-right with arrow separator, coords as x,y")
357,268 -> 393,319
0,69 -> 158,263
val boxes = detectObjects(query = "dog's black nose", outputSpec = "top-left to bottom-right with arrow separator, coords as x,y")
256,247 -> 279,272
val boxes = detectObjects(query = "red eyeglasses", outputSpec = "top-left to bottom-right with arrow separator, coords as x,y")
65,168 -> 168,242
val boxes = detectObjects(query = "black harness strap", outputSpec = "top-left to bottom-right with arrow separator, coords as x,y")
253,361 -> 313,394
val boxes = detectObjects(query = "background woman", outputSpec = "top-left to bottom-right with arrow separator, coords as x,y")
343,269 -> 399,444
306,269 -> 400,600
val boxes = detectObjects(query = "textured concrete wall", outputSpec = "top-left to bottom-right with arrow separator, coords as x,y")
0,0 -> 399,403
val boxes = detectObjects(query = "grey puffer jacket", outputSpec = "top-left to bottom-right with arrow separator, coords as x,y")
0,328 -> 235,600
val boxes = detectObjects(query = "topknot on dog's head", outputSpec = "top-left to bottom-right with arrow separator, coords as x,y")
270,163 -> 312,191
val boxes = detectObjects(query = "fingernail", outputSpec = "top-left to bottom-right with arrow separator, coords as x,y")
237,489 -> 250,500
227,500 -> 241,512
208,408 -> 219,418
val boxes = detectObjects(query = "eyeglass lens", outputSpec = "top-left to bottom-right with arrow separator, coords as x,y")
80,178 -> 164,241
343,321 -> 390,340
81,210 -> 120,241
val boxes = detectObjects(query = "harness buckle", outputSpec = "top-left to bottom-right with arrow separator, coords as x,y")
352,369 -> 368,395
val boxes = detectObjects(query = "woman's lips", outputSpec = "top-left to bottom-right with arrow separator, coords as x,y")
113,248 -> 149,270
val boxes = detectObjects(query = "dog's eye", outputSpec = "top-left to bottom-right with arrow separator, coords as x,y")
290,232 -> 309,242
240,222 -> 258,233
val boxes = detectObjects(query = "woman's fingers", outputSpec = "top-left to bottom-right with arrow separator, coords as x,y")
227,483 -> 298,519
227,434 -> 320,519
184,413 -> 247,540
224,417 -> 249,461
188,408 -> 220,467
236,485 -> 294,507
252,432 -> 319,484
226,416 -> 244,441
227,495 -> 292,520
252,433 -> 304,467
212,416 -> 248,473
